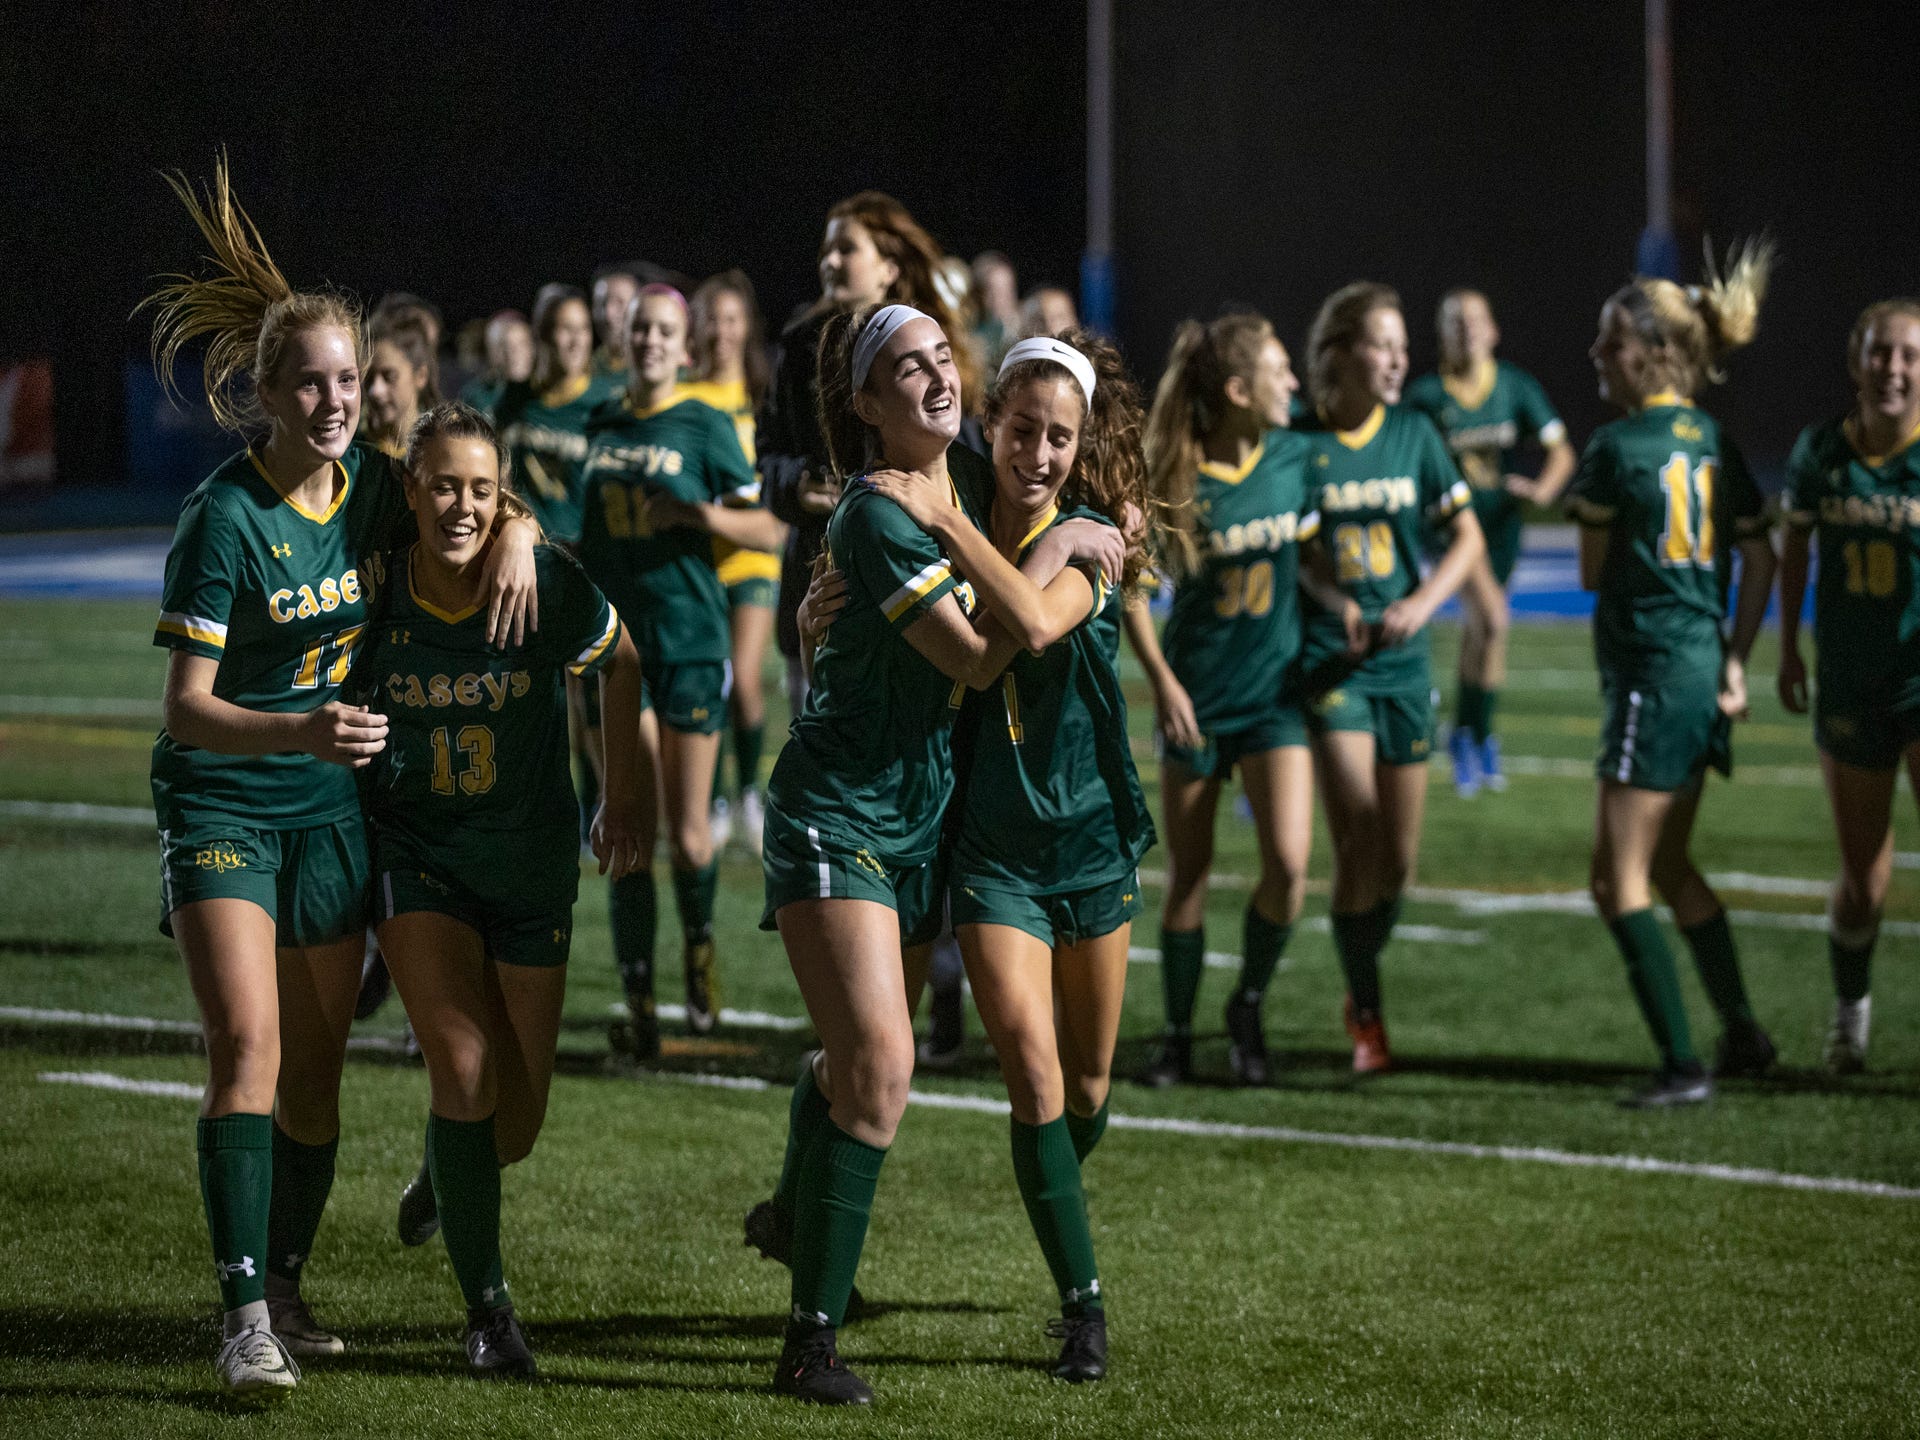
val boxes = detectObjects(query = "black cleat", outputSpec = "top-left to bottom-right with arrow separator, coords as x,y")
1047,1311 -> 1108,1383
1224,991 -> 1269,1086
773,1320 -> 872,1404
684,938 -> 719,1035
398,1158 -> 439,1247
610,991 -> 661,1061
1139,1032 -> 1191,1088
1714,1020 -> 1777,1079
465,1304 -> 537,1381
744,1200 -> 868,1319
1619,1065 -> 1713,1110
354,943 -> 391,1021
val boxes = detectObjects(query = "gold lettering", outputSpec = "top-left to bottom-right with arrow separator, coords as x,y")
269,589 -> 297,623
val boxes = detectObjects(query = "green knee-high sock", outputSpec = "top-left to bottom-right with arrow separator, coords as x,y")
1010,1117 -> 1102,1316
1456,683 -> 1491,741
1332,906 -> 1386,1013
1159,927 -> 1205,1034
266,1121 -> 336,1286
197,1113 -> 272,1313
1607,909 -> 1698,1070
734,723 -> 765,796
1066,1100 -> 1110,1165
790,1120 -> 886,1328
609,870 -> 658,998
1236,906 -> 1292,1003
1679,909 -> 1754,1025
672,862 -> 718,944
773,1056 -> 830,1217
426,1112 -> 507,1312
1830,929 -> 1876,1003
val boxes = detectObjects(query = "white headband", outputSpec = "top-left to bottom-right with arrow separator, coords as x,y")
998,337 -> 1097,408
850,304 -> 936,391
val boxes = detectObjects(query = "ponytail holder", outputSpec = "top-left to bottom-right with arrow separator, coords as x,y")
850,304 -> 935,391
998,336 -> 1097,408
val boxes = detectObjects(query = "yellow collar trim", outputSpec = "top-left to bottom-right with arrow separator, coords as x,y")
627,392 -> 693,422
1639,390 -> 1691,411
1016,503 -> 1062,552
1199,442 -> 1264,484
407,546 -> 482,625
250,450 -> 350,525
1330,404 -> 1386,450
541,373 -> 593,407
1441,359 -> 1497,412
1845,413 -> 1920,469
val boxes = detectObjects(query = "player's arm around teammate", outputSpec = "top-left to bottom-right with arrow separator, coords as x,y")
1125,313 -> 1323,1089
1568,245 -> 1779,1107
360,405 -> 640,1378
1776,298 -> 1920,1073
140,161 -> 536,1400
1297,284 -> 1484,1073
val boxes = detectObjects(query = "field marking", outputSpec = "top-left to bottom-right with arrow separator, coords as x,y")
0,695 -> 160,720
41,1070 -> 202,1100
0,1005 -> 407,1054
0,800 -> 155,827
610,1001 -> 812,1033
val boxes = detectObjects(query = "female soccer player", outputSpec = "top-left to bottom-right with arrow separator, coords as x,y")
354,403 -> 644,1378
1405,290 -> 1576,794
1565,244 -> 1779,1107
358,312 -> 440,459
679,270 -> 779,854
751,304 -> 1119,1403
580,285 -> 782,1039
865,331 -> 1153,1382
141,159 -> 535,1399
1296,283 -> 1484,1073
490,283 -> 619,544
1124,313 -> 1329,1087
458,309 -> 534,413
1777,297 -> 1920,1073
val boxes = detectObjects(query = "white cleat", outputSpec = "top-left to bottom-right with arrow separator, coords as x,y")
267,1289 -> 346,1357
1824,995 -> 1871,1075
740,788 -> 766,857
710,795 -> 734,852
216,1323 -> 301,1401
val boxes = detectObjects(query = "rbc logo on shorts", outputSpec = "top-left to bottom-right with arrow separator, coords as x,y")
195,844 -> 247,872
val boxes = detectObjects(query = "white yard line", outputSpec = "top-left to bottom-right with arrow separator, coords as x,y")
0,800 -> 154,827
0,695 -> 159,719
1,1005 -> 406,1053
41,1070 -> 202,1101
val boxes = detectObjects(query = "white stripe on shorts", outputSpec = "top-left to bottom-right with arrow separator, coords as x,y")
382,870 -> 395,921
806,825 -> 829,899
1617,691 -> 1643,783
158,829 -> 172,913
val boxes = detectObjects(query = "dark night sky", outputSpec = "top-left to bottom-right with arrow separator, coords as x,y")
5,1 -> 1918,502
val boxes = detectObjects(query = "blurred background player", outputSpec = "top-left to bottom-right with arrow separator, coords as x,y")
1296,283 -> 1484,1073
490,283 -> 619,545
1566,242 -> 1779,1107
358,310 -> 440,460
1777,296 -> 1920,1073
1127,312 -> 1327,1087
458,309 -> 534,414
590,267 -> 640,382
1405,290 -> 1575,795
1019,286 -> 1080,340
972,250 -> 1020,366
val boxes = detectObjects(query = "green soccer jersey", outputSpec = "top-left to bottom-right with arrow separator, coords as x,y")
953,505 -> 1155,893
1297,404 -> 1471,693
1404,360 -> 1566,497
1783,417 -> 1920,706
577,394 -> 758,666
1162,430 -> 1321,729
151,444 -> 408,828
490,372 -> 622,543
766,445 -> 995,865
352,544 -> 622,905
1565,396 -> 1766,684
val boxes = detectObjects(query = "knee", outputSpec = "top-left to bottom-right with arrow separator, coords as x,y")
423,1038 -> 495,1122
671,832 -> 713,871
1648,854 -> 1694,903
836,1034 -> 916,1140
1588,858 -> 1617,920
1064,1065 -> 1111,1120
204,1021 -> 279,1107
1832,870 -> 1885,923
1001,1042 -> 1066,1127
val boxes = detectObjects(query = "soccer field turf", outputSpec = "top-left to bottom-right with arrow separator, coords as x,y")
1,597 -> 1915,1438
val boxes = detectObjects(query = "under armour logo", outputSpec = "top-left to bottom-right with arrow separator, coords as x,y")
283,1251 -> 306,1270
1064,1280 -> 1101,1303
215,1256 -> 257,1280
552,928 -> 568,944
481,1284 -> 506,1304
271,543 -> 293,559
389,628 -> 411,644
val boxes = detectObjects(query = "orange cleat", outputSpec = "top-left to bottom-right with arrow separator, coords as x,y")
1343,995 -> 1392,1074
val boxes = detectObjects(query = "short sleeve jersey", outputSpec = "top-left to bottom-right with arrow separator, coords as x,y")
1783,417 -> 1920,707
1565,397 -> 1766,684
1162,429 -> 1321,728
1297,404 -> 1471,693
1404,360 -> 1566,496
954,505 -> 1155,893
352,545 -> 621,905
675,376 -> 781,588
766,446 -> 995,864
577,394 -> 759,666
490,372 -> 623,543
151,444 -> 408,828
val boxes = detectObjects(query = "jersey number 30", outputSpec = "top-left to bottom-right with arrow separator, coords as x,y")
1657,453 -> 1716,569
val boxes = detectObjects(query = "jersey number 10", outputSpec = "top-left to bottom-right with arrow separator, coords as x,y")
1657,453 -> 1717,569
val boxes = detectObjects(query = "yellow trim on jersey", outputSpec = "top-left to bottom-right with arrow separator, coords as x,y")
625,392 -> 696,422
715,544 -> 781,585
1440,358 -> 1497,412
249,450 -> 351,525
568,606 -> 622,674
1639,390 -> 1691,411
541,373 -> 593,407
155,611 -> 229,648
1324,404 -> 1386,450
1297,510 -> 1322,542
883,561 -> 953,622
407,548 -> 482,625
1436,478 -> 1473,518
1199,443 -> 1263,485
1016,503 -> 1061,553
1844,413 -> 1920,469
676,377 -> 749,413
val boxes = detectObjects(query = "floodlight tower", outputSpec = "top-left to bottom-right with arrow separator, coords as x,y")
1082,0 -> 1115,332
1636,0 -> 1681,279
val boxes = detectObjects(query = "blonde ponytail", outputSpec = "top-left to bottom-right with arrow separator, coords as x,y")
1695,235 -> 1774,374
1608,236 -> 1773,396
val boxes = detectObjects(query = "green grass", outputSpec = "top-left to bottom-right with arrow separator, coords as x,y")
1,597 -> 1917,1437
